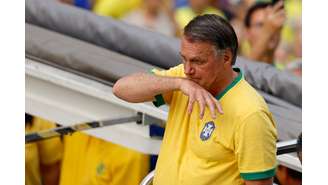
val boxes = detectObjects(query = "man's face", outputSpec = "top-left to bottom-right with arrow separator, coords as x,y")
247,8 -> 281,50
189,0 -> 209,13
180,36 -> 225,90
145,0 -> 162,10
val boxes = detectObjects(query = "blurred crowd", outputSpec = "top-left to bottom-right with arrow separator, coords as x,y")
25,114 -> 150,185
59,0 -> 302,76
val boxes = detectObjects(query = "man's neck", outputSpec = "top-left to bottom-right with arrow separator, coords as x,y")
209,68 -> 238,97
261,50 -> 275,65
144,7 -> 159,17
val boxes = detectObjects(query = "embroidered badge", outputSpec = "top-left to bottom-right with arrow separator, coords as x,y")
200,121 -> 216,141
96,162 -> 105,175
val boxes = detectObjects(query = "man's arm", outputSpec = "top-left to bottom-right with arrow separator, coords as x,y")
113,72 -> 180,103
235,111 -> 277,185
113,72 -> 222,118
245,178 -> 273,185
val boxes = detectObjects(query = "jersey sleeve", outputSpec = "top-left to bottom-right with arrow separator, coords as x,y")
34,118 -> 63,165
150,64 -> 184,107
234,111 -> 278,181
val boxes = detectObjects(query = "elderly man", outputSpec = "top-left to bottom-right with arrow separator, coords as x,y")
113,14 -> 277,185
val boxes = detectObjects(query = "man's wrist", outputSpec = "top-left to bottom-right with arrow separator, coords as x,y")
173,77 -> 183,90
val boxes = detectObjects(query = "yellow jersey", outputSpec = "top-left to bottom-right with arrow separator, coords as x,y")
25,116 -> 63,185
59,132 -> 149,185
151,64 -> 277,185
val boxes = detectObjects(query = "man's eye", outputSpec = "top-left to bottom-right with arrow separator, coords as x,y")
194,61 -> 204,65
254,22 -> 264,28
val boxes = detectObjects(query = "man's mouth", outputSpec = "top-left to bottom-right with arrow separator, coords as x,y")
189,78 -> 200,83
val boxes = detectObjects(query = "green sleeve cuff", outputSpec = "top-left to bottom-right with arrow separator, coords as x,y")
153,94 -> 165,107
149,69 -> 166,107
240,167 -> 276,180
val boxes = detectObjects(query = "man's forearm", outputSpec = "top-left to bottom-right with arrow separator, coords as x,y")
113,73 -> 181,103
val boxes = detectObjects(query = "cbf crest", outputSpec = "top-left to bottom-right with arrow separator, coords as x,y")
200,121 -> 216,141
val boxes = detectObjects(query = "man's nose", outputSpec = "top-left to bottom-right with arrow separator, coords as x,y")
184,62 -> 194,76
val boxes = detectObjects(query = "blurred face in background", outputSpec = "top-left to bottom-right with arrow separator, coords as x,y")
247,8 -> 281,51
145,0 -> 162,13
189,0 -> 210,14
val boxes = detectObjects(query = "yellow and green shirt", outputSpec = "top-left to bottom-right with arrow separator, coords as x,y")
59,132 -> 149,185
151,64 -> 277,185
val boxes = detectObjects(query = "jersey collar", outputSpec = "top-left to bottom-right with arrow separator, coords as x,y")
215,68 -> 243,100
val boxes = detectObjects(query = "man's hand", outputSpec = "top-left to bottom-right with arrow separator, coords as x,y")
263,1 -> 286,34
179,78 -> 223,119
248,0 -> 286,63
113,73 -> 223,119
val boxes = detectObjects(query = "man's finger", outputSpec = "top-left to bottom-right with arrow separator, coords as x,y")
272,0 -> 284,12
216,101 -> 224,114
276,10 -> 286,19
211,96 -> 224,114
187,96 -> 195,114
205,95 -> 217,119
197,96 -> 205,119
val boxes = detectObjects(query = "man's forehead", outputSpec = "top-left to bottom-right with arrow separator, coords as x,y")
181,38 -> 214,57
250,9 -> 266,23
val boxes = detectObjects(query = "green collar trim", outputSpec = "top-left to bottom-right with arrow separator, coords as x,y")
215,68 -> 243,100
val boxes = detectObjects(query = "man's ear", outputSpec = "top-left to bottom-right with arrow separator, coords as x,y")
223,49 -> 233,67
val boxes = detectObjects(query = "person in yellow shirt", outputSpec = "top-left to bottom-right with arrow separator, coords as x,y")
113,14 -> 277,185
175,0 -> 225,30
59,132 -> 150,185
93,0 -> 142,18
25,114 -> 63,185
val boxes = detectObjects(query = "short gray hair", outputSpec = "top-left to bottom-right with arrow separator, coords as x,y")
184,14 -> 238,65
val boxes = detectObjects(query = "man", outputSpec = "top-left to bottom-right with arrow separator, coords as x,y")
244,1 -> 286,65
113,14 -> 277,185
